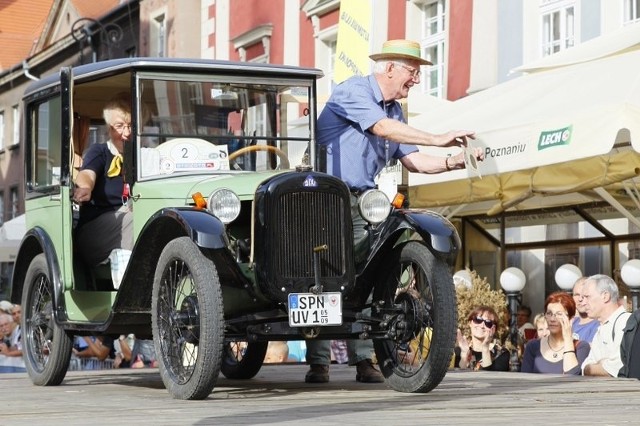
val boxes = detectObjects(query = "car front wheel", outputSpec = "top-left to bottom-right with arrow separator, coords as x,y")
152,237 -> 225,400
373,241 -> 457,393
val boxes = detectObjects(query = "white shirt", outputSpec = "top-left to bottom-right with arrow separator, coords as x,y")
581,306 -> 631,376
0,326 -> 24,369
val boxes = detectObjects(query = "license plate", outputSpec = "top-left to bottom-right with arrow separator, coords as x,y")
288,292 -> 342,327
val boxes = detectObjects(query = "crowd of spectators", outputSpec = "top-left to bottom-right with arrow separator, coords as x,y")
454,273 -> 635,378
2,271 -> 636,380
0,301 -> 24,373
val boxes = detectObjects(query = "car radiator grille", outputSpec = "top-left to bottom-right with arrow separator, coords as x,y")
254,172 -> 355,301
272,191 -> 346,279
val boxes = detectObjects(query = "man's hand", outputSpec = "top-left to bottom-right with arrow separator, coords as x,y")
446,146 -> 485,170
436,130 -> 476,148
583,361 -> 612,377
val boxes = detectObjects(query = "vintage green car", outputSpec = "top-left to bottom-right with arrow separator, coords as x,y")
11,58 -> 459,399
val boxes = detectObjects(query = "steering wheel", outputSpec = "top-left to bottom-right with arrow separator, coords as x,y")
228,145 -> 290,169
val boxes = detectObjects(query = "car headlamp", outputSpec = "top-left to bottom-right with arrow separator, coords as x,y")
207,188 -> 241,224
358,189 -> 391,225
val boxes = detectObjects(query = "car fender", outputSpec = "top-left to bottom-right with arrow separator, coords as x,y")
114,207 -> 242,314
11,227 -> 68,321
366,209 -> 460,269
144,207 -> 229,249
351,209 -> 460,304
396,209 -> 461,262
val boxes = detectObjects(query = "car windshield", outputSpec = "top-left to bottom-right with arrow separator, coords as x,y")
136,74 -> 313,178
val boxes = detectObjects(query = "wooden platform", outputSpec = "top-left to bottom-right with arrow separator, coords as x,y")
3,364 -> 638,425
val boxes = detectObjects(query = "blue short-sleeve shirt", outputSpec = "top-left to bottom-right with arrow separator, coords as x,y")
317,74 -> 418,190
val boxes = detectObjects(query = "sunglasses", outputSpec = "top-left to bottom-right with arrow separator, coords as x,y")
471,317 -> 495,328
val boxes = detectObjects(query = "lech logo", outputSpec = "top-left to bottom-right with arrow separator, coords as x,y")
538,125 -> 572,150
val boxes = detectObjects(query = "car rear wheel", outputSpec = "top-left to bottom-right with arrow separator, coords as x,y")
22,254 -> 73,386
373,241 -> 456,393
220,340 -> 267,379
152,237 -> 225,400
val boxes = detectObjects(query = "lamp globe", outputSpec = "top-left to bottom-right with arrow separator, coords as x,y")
621,259 -> 640,289
499,267 -> 526,293
453,269 -> 472,289
555,264 -> 582,291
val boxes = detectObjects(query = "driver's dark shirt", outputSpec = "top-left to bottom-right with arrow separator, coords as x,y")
77,142 -> 125,228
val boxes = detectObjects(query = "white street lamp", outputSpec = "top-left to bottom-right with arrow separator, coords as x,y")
621,259 -> 640,311
500,267 -> 526,372
453,269 -> 472,289
555,264 -> 582,292
500,267 -> 526,293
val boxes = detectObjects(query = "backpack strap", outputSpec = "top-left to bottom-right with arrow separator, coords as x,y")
611,310 -> 628,341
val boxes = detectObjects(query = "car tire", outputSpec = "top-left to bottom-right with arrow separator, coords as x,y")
220,340 -> 268,379
22,254 -> 73,386
372,241 -> 457,393
152,237 -> 225,400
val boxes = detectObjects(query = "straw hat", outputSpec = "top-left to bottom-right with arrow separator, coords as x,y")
369,39 -> 432,66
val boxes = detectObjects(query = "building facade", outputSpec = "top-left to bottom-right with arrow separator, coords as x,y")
0,0 -> 140,298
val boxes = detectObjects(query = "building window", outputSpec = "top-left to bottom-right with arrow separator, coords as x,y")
9,187 -> 18,219
541,0 -> 576,57
420,0 -> 446,98
231,24 -> 273,63
12,105 -> 19,146
151,13 -> 166,57
327,38 -> 337,92
624,0 -> 640,25
0,111 -> 4,150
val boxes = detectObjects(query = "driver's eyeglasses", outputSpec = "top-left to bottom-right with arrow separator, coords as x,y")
111,122 -> 132,133
394,62 -> 421,79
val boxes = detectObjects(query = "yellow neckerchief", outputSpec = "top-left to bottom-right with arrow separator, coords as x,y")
106,141 -> 123,178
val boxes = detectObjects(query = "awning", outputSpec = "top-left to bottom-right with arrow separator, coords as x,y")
407,23 -> 640,218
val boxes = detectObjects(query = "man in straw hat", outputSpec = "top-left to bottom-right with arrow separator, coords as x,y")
305,39 -> 484,384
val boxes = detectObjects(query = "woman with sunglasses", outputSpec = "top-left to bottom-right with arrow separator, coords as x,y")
456,306 -> 510,371
521,292 -> 590,374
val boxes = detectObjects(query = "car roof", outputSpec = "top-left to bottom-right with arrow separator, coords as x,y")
24,57 -> 324,98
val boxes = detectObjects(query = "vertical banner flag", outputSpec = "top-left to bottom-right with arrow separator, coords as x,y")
334,0 -> 372,84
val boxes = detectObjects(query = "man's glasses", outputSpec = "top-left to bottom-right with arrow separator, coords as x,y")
394,62 -> 421,79
111,122 -> 132,133
471,317 -> 495,328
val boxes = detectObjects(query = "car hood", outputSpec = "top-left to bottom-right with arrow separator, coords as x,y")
133,170 -> 288,203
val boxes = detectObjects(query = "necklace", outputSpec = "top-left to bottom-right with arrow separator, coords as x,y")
547,337 -> 563,358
